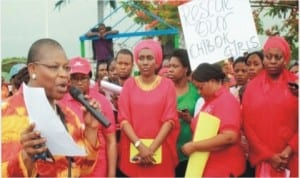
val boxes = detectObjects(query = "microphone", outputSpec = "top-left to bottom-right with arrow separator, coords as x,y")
69,86 -> 111,128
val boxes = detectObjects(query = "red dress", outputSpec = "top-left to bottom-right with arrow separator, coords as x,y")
118,76 -> 179,177
242,70 -> 298,177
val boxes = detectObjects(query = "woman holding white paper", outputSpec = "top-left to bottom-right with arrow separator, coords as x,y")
2,38 -> 101,177
117,39 -> 179,177
182,63 -> 245,177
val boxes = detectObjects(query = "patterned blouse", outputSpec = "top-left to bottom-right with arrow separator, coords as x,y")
2,89 -> 99,177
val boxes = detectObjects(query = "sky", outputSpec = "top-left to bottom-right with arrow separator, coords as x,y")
1,0 -> 96,59
1,0 -> 142,60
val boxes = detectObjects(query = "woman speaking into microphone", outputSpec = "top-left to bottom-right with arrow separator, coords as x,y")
2,38 -> 102,177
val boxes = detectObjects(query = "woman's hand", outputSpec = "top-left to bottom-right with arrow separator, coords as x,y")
20,123 -> 47,172
181,141 -> 196,156
136,143 -> 156,166
277,145 -> 293,170
82,95 -> 101,129
268,153 -> 288,171
82,95 -> 101,147
178,109 -> 192,123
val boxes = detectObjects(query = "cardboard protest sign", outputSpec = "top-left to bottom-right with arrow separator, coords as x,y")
178,0 -> 260,69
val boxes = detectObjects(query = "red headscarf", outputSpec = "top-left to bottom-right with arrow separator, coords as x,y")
133,39 -> 163,68
263,36 -> 291,64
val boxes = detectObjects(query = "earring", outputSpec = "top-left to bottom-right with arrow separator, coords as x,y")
32,73 -> 36,80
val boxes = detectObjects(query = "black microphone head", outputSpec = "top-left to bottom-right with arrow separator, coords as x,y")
69,86 -> 82,100
68,86 -> 111,128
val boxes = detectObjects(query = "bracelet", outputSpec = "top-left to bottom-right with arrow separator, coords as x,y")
134,140 -> 141,148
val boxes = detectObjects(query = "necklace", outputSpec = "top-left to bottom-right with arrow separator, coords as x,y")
135,76 -> 161,91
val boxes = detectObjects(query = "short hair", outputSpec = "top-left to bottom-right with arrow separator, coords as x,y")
27,38 -> 64,64
116,48 -> 133,62
170,48 -> 192,76
95,60 -> 109,80
107,58 -> 116,71
192,63 -> 225,82
245,50 -> 264,64
233,56 -> 246,68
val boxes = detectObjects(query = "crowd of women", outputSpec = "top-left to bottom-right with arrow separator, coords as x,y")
1,35 -> 298,177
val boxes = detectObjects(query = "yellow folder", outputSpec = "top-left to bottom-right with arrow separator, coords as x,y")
130,139 -> 162,164
185,112 -> 220,178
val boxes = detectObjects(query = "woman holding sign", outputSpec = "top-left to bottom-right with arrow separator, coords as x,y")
117,39 -> 179,177
182,63 -> 245,177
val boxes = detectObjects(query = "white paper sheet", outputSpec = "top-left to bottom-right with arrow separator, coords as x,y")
100,80 -> 122,94
100,80 -> 122,111
23,84 -> 86,156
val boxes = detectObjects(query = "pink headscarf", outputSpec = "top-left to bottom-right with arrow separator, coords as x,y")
133,39 -> 163,68
263,36 -> 291,63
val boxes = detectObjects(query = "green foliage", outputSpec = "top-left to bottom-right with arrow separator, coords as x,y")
1,57 -> 27,74
257,2 -> 299,59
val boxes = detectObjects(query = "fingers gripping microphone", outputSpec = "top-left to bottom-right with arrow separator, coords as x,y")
69,86 -> 111,128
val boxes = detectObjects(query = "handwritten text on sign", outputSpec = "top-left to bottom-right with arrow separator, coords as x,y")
178,0 -> 260,68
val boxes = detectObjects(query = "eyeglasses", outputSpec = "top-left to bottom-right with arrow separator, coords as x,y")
264,54 -> 283,61
34,62 -> 71,73
71,76 -> 89,82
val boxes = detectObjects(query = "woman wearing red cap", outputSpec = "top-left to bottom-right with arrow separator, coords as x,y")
242,36 -> 298,177
117,39 -> 179,177
59,57 -> 117,177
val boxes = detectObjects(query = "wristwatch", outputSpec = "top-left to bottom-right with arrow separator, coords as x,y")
134,140 -> 141,148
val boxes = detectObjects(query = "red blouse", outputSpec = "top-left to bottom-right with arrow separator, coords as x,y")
191,86 -> 245,176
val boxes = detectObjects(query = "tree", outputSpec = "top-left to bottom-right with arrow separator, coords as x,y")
121,1 -> 188,30
1,57 -> 27,74
251,0 -> 298,60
